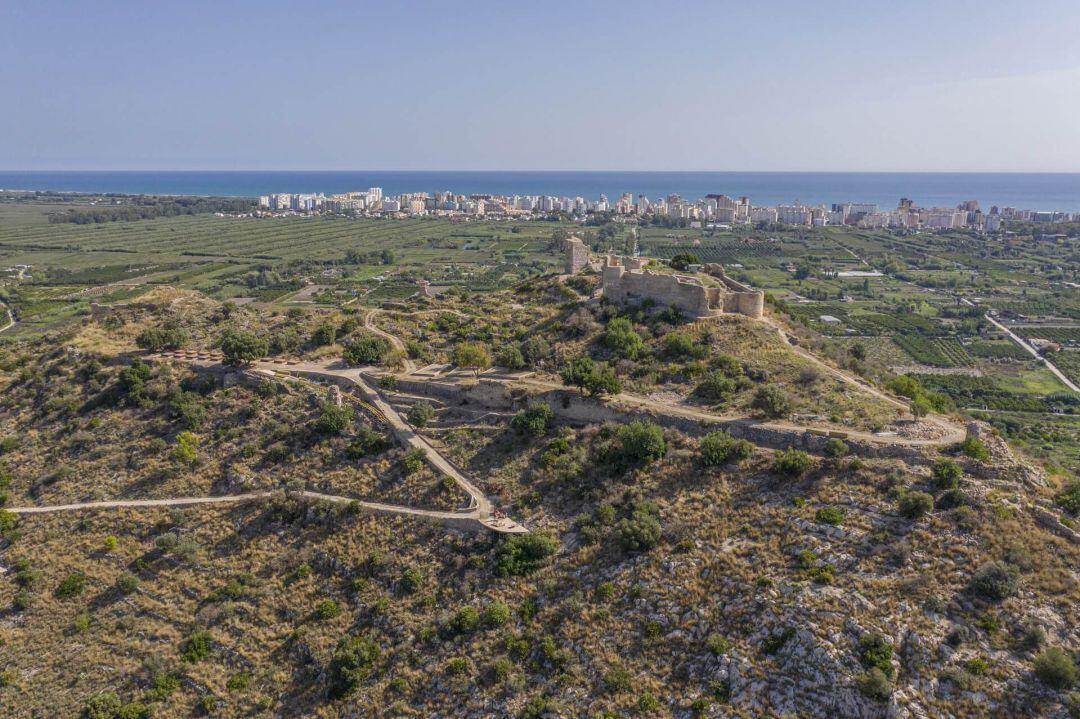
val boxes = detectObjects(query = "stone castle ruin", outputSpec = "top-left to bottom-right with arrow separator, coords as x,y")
600,255 -> 764,319
563,235 -> 590,274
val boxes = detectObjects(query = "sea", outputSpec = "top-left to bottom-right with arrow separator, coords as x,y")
2,171 -> 1080,212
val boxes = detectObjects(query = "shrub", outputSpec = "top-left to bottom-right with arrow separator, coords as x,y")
448,606 -> 480,634
961,436 -> 990,461
136,325 -> 189,352
315,598 -> 342,620
751,385 -> 790,418
494,533 -> 557,577
823,438 -> 849,459
347,426 -> 390,458
595,581 -> 615,602
937,488 -> 969,509
638,692 -> 661,711
117,701 -> 151,719
0,508 -> 17,537
815,507 -> 845,526
617,500 -> 662,552
615,421 -> 666,465
699,430 -> 753,466
114,572 -> 139,595
511,402 -> 554,437
662,331 -> 702,359
172,431 -> 198,466
220,329 -> 267,366
774,448 -> 812,478
707,634 -> 731,656
83,692 -> 122,719
694,372 -> 738,402
342,336 -> 387,366
311,323 -> 337,346
967,561 -> 1019,601
898,491 -> 934,519
603,665 -> 632,692
603,318 -> 645,359
561,356 -> 621,397
328,635 -> 380,698
400,565 -> 423,594
669,252 -> 699,270
401,448 -> 426,475
483,601 -> 511,627
1034,647 -> 1079,690
495,344 -> 526,370
314,403 -> 353,435
711,354 -> 743,378
520,336 -> 552,367
858,632 -> 895,678
855,667 -> 891,701
406,401 -> 435,428
1056,478 -> 1080,515
226,672 -> 251,691
931,458 -> 963,489
55,572 -> 87,599
182,630 -> 213,662
445,657 -> 469,676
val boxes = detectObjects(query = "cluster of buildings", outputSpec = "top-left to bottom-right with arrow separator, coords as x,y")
258,188 -> 1074,232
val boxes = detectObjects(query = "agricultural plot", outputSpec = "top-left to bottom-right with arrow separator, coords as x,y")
1014,326 -> 1080,345
967,340 -> 1031,361
893,336 -> 972,367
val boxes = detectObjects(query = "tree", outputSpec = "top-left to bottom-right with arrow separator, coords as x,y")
849,342 -> 867,362
669,253 -> 700,271
342,336 -> 387,366
520,336 -> 552,367
172,431 -> 198,465
751,385 -> 790,418
561,356 -> 597,393
911,397 -> 931,418
220,330 -> 268,366
586,365 -> 621,397
453,342 -> 492,376
511,402 -> 554,437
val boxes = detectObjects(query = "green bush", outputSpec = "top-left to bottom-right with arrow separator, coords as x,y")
858,632 -> 895,678
448,606 -> 480,634
603,665 -> 632,692
311,323 -> 337,346
401,448 -> 426,475
315,598 -> 341,620
347,426 -> 390,459
614,421 -> 666,465
1034,647 -> 1078,690
328,634 -> 380,698
220,329 -> 268,366
699,430 -> 754,466
707,634 -> 731,656
406,401 -> 435,428
136,325 -> 189,352
694,372 -> 738,402
967,561 -> 1019,601
182,629 -> 213,662
603,318 -> 645,360
751,385 -> 790,418
314,403 -> 353,435
83,691 -> 122,719
854,667 -> 891,701
0,508 -> 17,537
511,402 -> 554,437
815,507 -> 845,526
1056,478 -> 1080,515
495,345 -> 525,370
961,436 -> 990,461
662,331 -> 703,359
823,438 -> 849,459
55,572 -> 87,599
445,657 -> 469,676
483,601 -> 511,627
117,701 -> 152,719
774,448 -> 812,477
617,500 -> 662,552
400,565 -> 423,594
494,533 -> 557,577
560,356 -> 621,397
931,458 -> 963,489
342,336 -> 388,366
899,491 -> 934,519
114,572 -> 139,595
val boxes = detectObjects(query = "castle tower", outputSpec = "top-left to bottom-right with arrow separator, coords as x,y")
564,236 -> 590,274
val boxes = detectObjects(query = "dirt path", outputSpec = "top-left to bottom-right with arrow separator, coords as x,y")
0,300 -> 15,333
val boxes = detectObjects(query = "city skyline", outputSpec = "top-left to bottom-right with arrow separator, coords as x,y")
4,1 -> 1080,172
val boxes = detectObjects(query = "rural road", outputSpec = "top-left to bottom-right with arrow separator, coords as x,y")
984,312 -> 1080,393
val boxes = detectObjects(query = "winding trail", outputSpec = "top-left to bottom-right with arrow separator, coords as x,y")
0,300 -> 14,333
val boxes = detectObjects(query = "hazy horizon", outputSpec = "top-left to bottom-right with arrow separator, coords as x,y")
5,1 -> 1080,172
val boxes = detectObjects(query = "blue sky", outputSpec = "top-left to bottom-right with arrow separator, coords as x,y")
4,0 -> 1080,171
